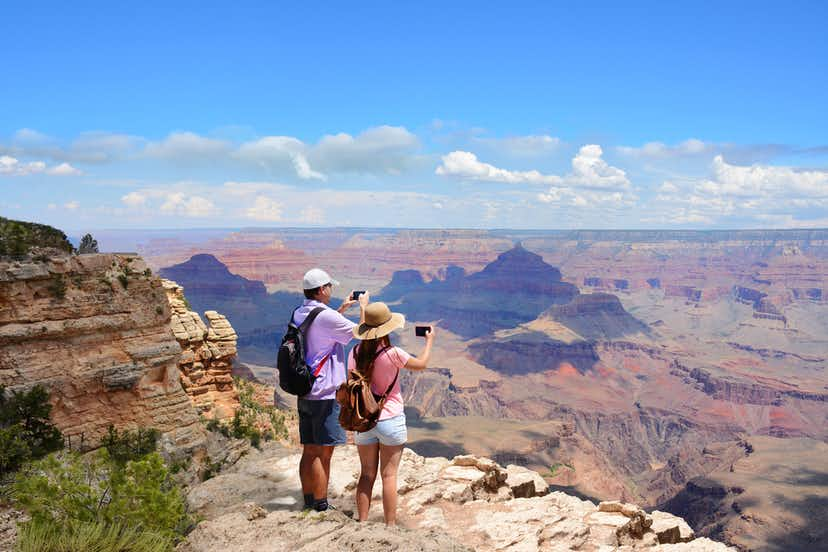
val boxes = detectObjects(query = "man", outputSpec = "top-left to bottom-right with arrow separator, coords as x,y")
294,268 -> 365,512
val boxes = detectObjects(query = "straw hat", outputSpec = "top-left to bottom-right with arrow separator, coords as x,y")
353,302 -> 405,340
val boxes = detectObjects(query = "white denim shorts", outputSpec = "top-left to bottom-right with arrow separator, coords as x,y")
354,414 -> 407,446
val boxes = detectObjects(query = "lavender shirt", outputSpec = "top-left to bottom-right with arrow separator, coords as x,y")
293,299 -> 356,400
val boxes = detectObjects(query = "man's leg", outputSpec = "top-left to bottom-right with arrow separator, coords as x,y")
297,398 -> 319,510
315,445 -> 335,501
300,445 -> 321,505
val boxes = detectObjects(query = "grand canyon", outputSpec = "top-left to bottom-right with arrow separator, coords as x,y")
84,226 -> 827,551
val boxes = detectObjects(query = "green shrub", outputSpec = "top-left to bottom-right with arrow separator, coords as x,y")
77,233 -> 99,254
16,517 -> 173,552
100,426 -> 159,466
0,385 -> 63,478
47,275 -> 67,299
202,379 -> 288,450
14,450 -> 190,541
117,274 -> 128,289
0,217 -> 73,257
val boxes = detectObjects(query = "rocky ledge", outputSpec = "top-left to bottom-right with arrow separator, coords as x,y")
181,444 -> 732,551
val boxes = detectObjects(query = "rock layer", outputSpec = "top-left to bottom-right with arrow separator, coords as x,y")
162,279 -> 239,419
0,254 -> 205,457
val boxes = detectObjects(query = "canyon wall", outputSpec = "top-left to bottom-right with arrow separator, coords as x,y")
0,253 -> 205,457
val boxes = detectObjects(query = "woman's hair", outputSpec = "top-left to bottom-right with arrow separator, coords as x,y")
354,334 -> 391,382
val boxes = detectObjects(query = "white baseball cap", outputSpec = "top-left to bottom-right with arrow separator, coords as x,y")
302,268 -> 340,290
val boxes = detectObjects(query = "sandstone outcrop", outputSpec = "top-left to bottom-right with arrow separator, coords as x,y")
163,279 -> 239,419
182,443 -> 733,551
0,253 -> 206,458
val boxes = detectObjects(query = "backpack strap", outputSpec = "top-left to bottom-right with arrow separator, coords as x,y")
354,344 -> 399,402
298,306 -> 326,333
377,367 -> 400,402
297,306 -> 331,377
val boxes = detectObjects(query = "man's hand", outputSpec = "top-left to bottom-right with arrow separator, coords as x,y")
338,294 -> 357,313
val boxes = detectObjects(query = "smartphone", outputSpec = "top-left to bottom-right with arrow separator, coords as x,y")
415,325 -> 431,337
351,290 -> 365,300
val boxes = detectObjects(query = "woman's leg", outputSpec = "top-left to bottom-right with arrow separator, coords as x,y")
356,443 -> 379,521
379,444 -> 404,526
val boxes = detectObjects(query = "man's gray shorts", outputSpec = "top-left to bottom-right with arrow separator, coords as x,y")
297,398 -> 347,446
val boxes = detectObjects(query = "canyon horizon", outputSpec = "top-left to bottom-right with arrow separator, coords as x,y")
92,225 -> 827,551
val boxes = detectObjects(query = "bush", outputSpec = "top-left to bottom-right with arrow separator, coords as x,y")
202,379 -> 288,450
16,517 -> 173,552
0,385 -> 63,478
14,449 -> 190,542
100,426 -> 159,466
77,233 -> 99,254
0,217 -> 73,257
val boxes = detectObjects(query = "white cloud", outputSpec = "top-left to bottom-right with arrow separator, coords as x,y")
309,125 -> 421,175
121,191 -> 148,208
292,153 -> 326,180
0,155 -> 45,176
144,132 -> 231,160
698,155 -> 828,198
567,145 -> 631,191
647,156 -> 828,226
159,192 -> 218,217
64,200 -> 80,210
437,145 -> 630,192
436,151 -> 563,185
245,196 -> 284,222
47,162 -> 83,176
0,155 -> 79,176
235,126 -> 420,178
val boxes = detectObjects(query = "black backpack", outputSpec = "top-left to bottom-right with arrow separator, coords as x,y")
276,307 -> 329,396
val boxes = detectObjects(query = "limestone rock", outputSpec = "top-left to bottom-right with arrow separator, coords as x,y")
506,463 -> 549,498
162,279 -> 239,420
651,510 -> 695,544
182,444 -> 734,551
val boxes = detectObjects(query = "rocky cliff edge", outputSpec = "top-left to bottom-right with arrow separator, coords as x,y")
181,444 -> 733,551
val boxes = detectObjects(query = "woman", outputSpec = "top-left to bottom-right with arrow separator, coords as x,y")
348,301 -> 434,526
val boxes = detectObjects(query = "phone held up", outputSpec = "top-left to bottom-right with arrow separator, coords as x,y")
351,290 -> 365,301
415,325 -> 431,337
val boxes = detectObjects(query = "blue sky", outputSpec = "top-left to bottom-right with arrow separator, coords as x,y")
2,1 -> 827,231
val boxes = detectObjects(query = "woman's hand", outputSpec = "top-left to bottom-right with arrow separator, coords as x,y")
425,326 -> 436,343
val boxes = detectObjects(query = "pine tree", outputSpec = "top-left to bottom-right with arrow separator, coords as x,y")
78,233 -> 99,254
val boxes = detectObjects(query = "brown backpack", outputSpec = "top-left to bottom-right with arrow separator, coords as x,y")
336,346 -> 398,432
